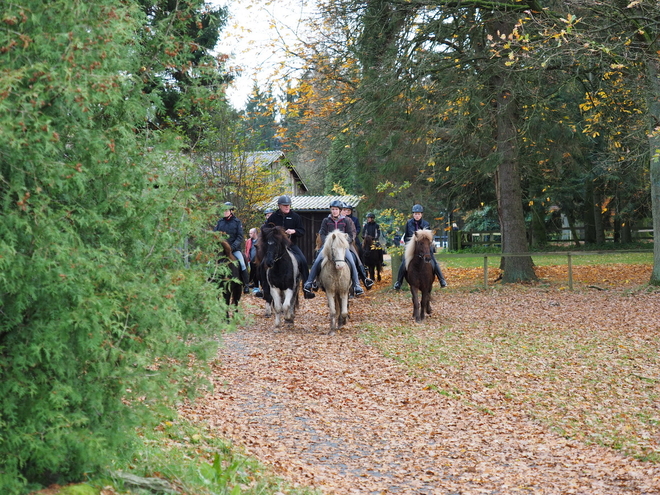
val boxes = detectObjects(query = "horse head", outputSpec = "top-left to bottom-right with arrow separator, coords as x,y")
410,229 -> 434,264
260,225 -> 291,269
363,235 -> 373,251
323,231 -> 350,270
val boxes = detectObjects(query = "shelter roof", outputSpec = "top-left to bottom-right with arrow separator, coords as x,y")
263,195 -> 362,212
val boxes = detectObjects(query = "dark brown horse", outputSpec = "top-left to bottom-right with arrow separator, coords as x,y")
362,235 -> 383,282
404,229 -> 435,322
210,240 -> 242,317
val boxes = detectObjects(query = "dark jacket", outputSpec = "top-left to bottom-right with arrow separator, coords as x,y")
347,214 -> 360,235
362,221 -> 381,241
265,208 -> 305,245
319,214 -> 356,244
404,217 -> 430,243
214,214 -> 244,252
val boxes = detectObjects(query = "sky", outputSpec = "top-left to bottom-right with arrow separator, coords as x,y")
213,0 -> 315,110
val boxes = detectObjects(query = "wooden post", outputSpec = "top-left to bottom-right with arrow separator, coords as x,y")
484,255 -> 489,287
567,252 -> 573,290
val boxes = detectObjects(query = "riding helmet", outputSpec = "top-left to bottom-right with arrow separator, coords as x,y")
412,204 -> 424,213
343,204 -> 354,210
366,212 -> 375,218
222,201 -> 235,210
330,200 -> 345,208
277,195 -> 292,205
264,208 -> 275,215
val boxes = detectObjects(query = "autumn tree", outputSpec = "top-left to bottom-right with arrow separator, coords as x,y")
539,0 -> 660,282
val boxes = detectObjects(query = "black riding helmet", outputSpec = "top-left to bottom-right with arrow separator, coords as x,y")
330,200 -> 345,208
366,212 -> 375,218
412,204 -> 424,213
278,195 -> 292,206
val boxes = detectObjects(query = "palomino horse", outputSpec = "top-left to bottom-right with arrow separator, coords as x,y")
362,235 -> 384,282
257,226 -> 301,328
404,229 -> 435,322
318,231 -> 352,334
209,240 -> 242,318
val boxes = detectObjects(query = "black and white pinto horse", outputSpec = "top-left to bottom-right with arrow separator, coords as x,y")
362,234 -> 384,282
257,226 -> 301,328
404,229 -> 435,322
318,230 -> 352,334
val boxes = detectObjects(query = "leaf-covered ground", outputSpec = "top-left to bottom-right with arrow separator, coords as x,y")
181,262 -> 660,494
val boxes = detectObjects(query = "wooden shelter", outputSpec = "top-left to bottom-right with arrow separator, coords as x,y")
263,195 -> 362,265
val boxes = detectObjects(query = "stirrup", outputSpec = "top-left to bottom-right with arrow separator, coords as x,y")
393,281 -> 401,290
364,278 -> 374,289
303,282 -> 316,299
354,286 -> 364,296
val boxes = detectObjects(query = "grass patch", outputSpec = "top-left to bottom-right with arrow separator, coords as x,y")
360,296 -> 660,463
436,250 -> 653,270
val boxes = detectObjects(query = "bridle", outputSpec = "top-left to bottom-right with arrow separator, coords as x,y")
267,238 -> 285,263
416,239 -> 433,263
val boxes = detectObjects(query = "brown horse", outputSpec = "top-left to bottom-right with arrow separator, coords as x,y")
362,235 -> 383,282
318,230 -> 352,334
209,240 -> 242,318
404,229 -> 435,322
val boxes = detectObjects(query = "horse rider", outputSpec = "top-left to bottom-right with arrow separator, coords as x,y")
245,227 -> 259,289
362,212 -> 382,243
303,200 -> 374,298
213,201 -> 250,294
263,195 -> 311,295
393,204 -> 447,290
341,203 -> 361,237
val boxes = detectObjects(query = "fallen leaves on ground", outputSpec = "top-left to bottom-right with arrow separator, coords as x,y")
181,263 -> 660,494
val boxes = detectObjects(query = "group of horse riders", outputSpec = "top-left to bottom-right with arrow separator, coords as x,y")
212,196 -> 447,300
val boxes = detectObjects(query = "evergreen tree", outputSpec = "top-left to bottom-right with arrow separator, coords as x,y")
0,1 -> 230,491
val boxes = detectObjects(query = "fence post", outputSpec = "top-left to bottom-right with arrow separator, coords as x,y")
567,252 -> 573,290
484,256 -> 489,287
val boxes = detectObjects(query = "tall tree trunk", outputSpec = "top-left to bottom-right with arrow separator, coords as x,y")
648,56 -> 660,284
583,177 -> 597,244
493,81 -> 537,282
593,188 -> 605,244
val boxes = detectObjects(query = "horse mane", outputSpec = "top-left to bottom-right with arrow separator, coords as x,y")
363,235 -> 373,249
219,239 -> 236,260
404,229 -> 433,265
257,225 -> 291,261
322,230 -> 349,258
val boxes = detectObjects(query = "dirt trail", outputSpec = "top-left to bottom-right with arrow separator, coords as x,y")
182,276 -> 660,495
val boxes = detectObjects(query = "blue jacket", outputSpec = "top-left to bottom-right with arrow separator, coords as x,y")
404,217 -> 429,243
214,214 -> 244,252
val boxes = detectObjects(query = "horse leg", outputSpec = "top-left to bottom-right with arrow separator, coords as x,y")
419,289 -> 428,322
410,286 -> 421,322
326,291 -> 337,333
338,292 -> 349,328
271,290 -> 284,328
283,288 -> 296,323
424,287 -> 433,317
